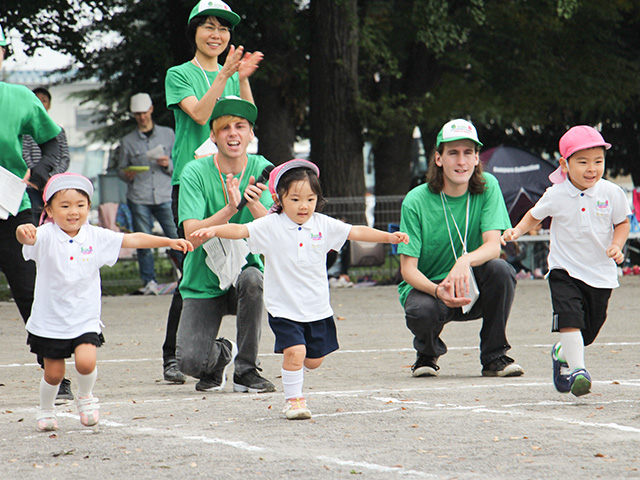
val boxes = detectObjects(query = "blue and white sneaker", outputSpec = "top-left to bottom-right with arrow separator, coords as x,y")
569,368 -> 592,397
551,342 -> 570,393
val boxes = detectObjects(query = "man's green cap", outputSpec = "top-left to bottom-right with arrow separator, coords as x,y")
211,96 -> 258,124
188,0 -> 241,27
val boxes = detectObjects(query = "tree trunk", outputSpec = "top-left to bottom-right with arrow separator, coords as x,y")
373,128 -> 414,196
310,0 -> 364,198
253,83 -> 296,166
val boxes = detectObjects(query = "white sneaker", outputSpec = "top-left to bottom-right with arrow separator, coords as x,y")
141,280 -> 159,295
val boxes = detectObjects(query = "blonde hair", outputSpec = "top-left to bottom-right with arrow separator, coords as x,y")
210,115 -> 252,137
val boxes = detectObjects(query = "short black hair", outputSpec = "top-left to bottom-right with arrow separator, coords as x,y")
185,15 -> 233,54
273,167 -> 327,214
32,86 -> 52,101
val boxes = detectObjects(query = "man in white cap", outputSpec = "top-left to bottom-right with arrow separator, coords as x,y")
398,118 -> 524,378
117,93 -> 182,303
0,24 -> 72,400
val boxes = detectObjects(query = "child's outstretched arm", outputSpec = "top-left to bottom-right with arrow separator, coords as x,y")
500,211 -> 541,245
348,225 -> 409,245
121,233 -> 193,253
16,224 -> 38,246
191,224 -> 250,241
607,217 -> 631,264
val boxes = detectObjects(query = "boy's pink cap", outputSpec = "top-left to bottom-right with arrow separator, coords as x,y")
549,125 -> 611,184
268,159 -> 320,196
42,173 -> 94,202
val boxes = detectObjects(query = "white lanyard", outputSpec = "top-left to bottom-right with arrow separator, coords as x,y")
193,56 -> 213,88
440,192 -> 470,260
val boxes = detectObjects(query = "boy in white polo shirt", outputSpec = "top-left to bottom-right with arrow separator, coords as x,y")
502,126 -> 630,397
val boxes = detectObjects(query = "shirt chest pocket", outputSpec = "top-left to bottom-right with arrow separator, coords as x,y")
62,246 -> 99,281
591,204 -> 613,234
298,235 -> 326,265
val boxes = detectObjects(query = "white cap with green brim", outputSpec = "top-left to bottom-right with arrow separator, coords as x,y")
188,0 -> 241,27
436,119 -> 483,148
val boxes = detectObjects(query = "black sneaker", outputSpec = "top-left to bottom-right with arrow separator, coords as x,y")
55,378 -> 74,404
481,355 -> 524,377
411,355 -> 439,377
163,359 -> 187,384
195,339 -> 237,392
233,368 -> 276,393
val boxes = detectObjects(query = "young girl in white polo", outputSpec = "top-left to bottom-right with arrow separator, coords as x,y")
502,126 -> 630,397
16,173 -> 193,432
191,159 -> 409,419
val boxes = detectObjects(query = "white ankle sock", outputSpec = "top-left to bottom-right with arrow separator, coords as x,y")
76,367 -> 97,397
281,368 -> 304,400
559,331 -> 585,371
40,377 -> 60,411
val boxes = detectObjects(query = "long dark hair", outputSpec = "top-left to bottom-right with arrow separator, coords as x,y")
273,168 -> 327,213
186,16 -> 233,54
426,143 -> 486,195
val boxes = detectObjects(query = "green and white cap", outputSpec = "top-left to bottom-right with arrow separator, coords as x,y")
436,119 -> 483,148
211,96 -> 257,124
0,24 -> 8,47
188,0 -> 241,27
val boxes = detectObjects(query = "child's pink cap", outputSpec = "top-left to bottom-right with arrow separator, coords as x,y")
549,125 -> 611,184
268,159 -> 320,196
42,173 -> 94,202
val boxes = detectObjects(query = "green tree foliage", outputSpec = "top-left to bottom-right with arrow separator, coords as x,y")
4,0 -> 640,192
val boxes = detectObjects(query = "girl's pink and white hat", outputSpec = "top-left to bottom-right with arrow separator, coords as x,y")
268,159 -> 320,196
549,125 -> 611,184
42,173 -> 94,203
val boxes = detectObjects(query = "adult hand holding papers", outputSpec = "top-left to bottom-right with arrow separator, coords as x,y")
0,166 -> 27,220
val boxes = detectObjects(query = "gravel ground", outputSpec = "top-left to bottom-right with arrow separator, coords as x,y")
1,277 -> 639,479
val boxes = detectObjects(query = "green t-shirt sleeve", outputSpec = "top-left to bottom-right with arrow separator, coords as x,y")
24,94 -> 61,144
178,162 -> 208,226
480,173 -> 512,232
397,190 -> 423,258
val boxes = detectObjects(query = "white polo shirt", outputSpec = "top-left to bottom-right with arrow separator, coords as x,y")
530,179 -> 630,288
23,222 -> 124,339
246,212 -> 352,322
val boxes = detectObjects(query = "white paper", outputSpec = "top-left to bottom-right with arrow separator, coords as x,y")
0,165 -> 27,219
462,268 -> 480,314
145,144 -> 165,161
202,237 -> 249,290
194,138 -> 218,158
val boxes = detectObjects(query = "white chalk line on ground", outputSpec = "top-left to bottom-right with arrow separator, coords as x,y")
3,340 -> 640,368
51,408 -> 434,478
11,382 -> 640,478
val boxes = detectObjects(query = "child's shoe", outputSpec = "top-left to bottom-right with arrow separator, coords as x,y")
283,397 -> 312,420
76,394 -> 100,426
569,368 -> 592,397
36,410 -> 58,432
551,343 -> 570,393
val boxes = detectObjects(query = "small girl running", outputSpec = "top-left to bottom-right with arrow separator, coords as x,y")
501,126 -> 630,397
16,173 -> 193,432
192,159 -> 409,419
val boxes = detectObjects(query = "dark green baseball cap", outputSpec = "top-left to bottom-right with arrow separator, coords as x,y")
211,96 -> 258,124
188,0 -> 241,27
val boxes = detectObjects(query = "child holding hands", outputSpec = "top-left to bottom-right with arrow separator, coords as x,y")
501,126 -> 630,396
192,159 -> 409,419
17,173 -> 193,431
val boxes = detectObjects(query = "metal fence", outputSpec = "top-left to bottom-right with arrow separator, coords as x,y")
323,195 -> 405,230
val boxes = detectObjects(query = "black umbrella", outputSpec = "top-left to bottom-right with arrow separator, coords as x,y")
481,146 -> 556,226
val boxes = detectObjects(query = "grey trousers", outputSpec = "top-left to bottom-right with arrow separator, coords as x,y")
404,259 -> 517,366
176,267 -> 264,379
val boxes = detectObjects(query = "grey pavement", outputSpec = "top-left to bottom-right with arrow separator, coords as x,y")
1,277 -> 639,479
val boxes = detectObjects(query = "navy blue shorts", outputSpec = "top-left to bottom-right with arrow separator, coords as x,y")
27,332 -> 104,360
268,313 -> 339,359
548,269 -> 611,346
